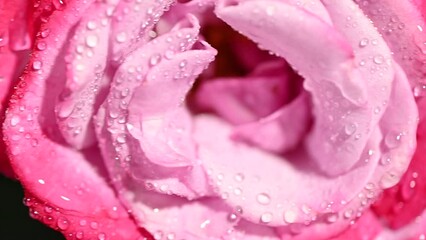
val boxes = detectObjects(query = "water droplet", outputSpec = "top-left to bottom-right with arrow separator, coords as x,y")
149,54 -> 161,66
32,61 -> 42,70
380,171 -> 400,188
38,179 -> 45,184
79,219 -> 87,226
53,0 -> 66,10
116,32 -> 127,43
380,155 -> 392,165
373,55 -> 384,64
234,173 -> 244,182
359,38 -> 369,48
36,42 -> 46,51
116,134 -> 126,143
90,221 -> 98,229
10,115 -> 20,126
343,209 -> 353,219
227,212 -> 238,222
260,212 -> 273,223
98,233 -> 106,240
344,123 -> 357,135
40,29 -> 50,38
284,210 -> 297,223
256,193 -> 271,205
86,21 -> 97,30
179,60 -> 187,68
85,35 -> 98,48
76,232 -> 84,239
57,217 -> 70,230
325,212 -> 338,223
153,231 -> 163,240
384,131 -> 403,149
233,188 -> 242,195
166,233 -> 175,240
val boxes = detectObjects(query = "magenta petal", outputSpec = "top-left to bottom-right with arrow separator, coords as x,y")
3,1 -> 147,239
355,0 -> 426,92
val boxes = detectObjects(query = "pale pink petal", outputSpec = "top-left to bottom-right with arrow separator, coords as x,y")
225,220 -> 280,240
232,92 -> 311,153
55,2 -> 113,149
123,187 -> 236,240
111,0 -> 174,61
216,0 -> 384,176
193,61 -> 294,125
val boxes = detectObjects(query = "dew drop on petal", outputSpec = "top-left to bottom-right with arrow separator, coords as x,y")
85,35 -> 98,48
32,61 -> 42,70
76,232 -> 84,239
86,21 -> 97,30
57,217 -> 70,230
234,173 -> 244,182
284,210 -> 297,223
260,212 -> 273,223
256,193 -> 271,205
116,32 -> 127,43
359,38 -> 369,48
380,171 -> 400,188
36,42 -> 46,51
149,54 -> 161,66
373,55 -> 384,64
384,131 -> 403,149
344,123 -> 357,135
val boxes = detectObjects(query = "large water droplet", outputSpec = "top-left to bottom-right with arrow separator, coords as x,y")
373,55 -> 384,64
149,54 -> 161,66
36,42 -> 47,51
53,0 -> 66,10
10,115 -> 20,126
86,21 -> 97,30
234,173 -> 244,182
380,171 -> 400,188
359,38 -> 369,48
260,212 -> 273,223
57,217 -> 70,230
116,32 -> 127,43
284,210 -> 297,223
256,193 -> 271,205
32,61 -> 42,70
344,123 -> 357,135
384,131 -> 403,149
85,35 -> 98,48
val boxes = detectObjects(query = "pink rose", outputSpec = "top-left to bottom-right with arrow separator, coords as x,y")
1,0 -> 425,239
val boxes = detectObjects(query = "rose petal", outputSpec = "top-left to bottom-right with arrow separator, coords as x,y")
373,97 -> 426,228
3,1 -> 149,239
375,210 -> 426,240
232,92 -> 311,153
355,0 -> 426,94
192,60 -> 295,125
226,220 -> 280,240
123,185 -> 236,240
96,15 -> 216,201
111,0 -> 174,61
55,2 -> 113,150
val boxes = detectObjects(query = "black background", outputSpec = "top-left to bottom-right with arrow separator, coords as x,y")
0,174 -> 65,240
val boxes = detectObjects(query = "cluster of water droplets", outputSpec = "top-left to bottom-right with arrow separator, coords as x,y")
22,196 -> 124,240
